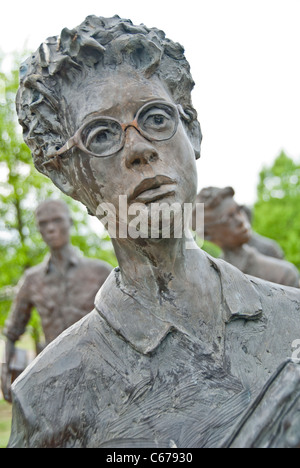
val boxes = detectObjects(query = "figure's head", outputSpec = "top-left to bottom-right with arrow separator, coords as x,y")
35,200 -> 72,250
197,186 -> 252,249
240,204 -> 253,225
16,16 -> 202,229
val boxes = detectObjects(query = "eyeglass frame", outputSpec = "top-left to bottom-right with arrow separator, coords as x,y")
46,100 -> 183,164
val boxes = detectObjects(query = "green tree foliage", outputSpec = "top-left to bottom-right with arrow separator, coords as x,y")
253,151 -> 300,270
0,53 -> 117,334
201,240 -> 222,258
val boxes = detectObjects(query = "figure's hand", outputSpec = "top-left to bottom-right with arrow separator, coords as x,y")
1,363 -> 13,403
1,339 -> 16,403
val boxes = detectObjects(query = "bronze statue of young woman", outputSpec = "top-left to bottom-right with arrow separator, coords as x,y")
8,15 -> 300,448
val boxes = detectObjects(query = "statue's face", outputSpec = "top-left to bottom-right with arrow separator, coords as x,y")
36,203 -> 71,250
64,69 -> 198,229
206,197 -> 252,249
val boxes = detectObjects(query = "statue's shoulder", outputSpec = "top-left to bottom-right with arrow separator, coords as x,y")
78,255 -> 113,275
8,310 -> 116,447
200,253 -> 300,394
206,251 -> 300,313
247,272 -> 300,312
11,310 -> 104,401
20,260 -> 49,283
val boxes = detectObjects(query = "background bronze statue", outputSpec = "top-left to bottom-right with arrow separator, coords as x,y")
7,15 -> 300,448
197,186 -> 300,288
241,205 -> 285,259
1,199 -> 112,402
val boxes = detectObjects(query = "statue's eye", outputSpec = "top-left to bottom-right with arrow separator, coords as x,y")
148,114 -> 167,126
82,120 -> 121,156
143,110 -> 170,130
94,130 -> 110,142
139,104 -> 176,140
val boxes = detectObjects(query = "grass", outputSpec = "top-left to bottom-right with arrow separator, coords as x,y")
0,399 -> 12,448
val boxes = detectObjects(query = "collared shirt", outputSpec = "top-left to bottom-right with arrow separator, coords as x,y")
7,252 -> 300,448
4,247 -> 112,345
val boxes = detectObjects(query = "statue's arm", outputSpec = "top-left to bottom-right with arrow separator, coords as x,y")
224,360 -> 300,448
283,263 -> 300,288
1,339 -> 17,402
1,275 -> 33,402
3,274 -> 34,343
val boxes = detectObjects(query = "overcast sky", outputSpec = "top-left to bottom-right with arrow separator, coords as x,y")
1,0 -> 300,205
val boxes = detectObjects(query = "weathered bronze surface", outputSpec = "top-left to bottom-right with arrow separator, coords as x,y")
224,360 -> 300,448
197,186 -> 300,288
7,16 -> 300,448
1,199 -> 111,402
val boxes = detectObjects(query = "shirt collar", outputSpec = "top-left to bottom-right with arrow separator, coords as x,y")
208,256 -> 262,323
95,271 -> 172,354
95,254 -> 262,355
44,246 -> 80,274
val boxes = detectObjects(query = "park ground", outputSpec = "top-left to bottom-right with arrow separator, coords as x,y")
0,399 -> 12,448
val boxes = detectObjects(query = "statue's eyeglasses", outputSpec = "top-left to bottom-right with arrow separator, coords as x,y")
48,100 -> 180,162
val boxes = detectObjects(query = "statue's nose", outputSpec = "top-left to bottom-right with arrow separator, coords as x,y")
123,127 -> 159,169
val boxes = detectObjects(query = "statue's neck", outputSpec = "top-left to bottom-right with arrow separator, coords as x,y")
112,236 -> 196,301
49,243 -> 73,272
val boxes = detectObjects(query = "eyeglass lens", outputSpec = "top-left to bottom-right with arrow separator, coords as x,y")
80,102 -> 177,157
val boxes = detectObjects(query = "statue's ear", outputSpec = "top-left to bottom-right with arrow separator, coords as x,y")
178,105 -> 202,159
41,157 -> 75,197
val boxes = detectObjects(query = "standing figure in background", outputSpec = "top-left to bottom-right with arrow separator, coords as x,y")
197,186 -> 300,288
241,205 -> 285,260
1,199 -> 112,402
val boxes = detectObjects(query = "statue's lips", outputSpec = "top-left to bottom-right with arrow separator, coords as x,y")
135,185 -> 176,203
130,176 -> 176,203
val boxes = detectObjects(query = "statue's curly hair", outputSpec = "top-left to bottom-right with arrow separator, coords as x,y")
35,199 -> 70,219
197,186 -> 235,209
191,186 -> 235,233
16,15 -> 201,179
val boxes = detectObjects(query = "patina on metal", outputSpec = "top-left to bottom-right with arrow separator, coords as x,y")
7,15 -> 300,448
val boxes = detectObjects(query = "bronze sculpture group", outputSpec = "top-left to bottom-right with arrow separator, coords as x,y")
1,15 -> 299,448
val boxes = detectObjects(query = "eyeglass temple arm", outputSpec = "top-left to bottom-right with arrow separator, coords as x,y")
42,137 -> 77,169
177,105 -> 191,122
55,137 -> 77,157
